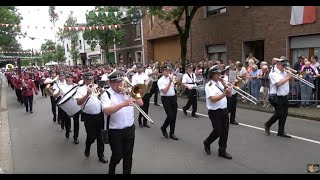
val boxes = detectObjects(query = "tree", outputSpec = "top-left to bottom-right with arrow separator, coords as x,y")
83,6 -> 125,64
59,12 -> 79,65
0,6 -> 22,50
55,44 -> 66,64
40,40 -> 57,65
147,6 -> 201,73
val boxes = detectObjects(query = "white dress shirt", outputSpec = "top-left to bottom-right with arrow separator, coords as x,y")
131,72 -> 149,85
182,72 -> 197,88
205,80 -> 227,110
269,67 -> 289,96
100,88 -> 134,129
157,75 -> 176,96
74,84 -> 102,114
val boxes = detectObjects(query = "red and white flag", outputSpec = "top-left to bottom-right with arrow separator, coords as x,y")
290,6 -> 317,25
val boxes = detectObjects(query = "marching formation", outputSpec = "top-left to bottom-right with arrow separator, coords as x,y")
4,57 -> 296,173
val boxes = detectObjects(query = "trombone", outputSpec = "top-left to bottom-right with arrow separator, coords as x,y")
121,77 -> 155,124
223,79 -> 258,104
285,67 -> 315,89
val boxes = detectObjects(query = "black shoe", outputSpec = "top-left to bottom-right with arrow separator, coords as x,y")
277,133 -> 291,138
203,141 -> 211,155
99,156 -> 108,163
143,124 -> 150,128
61,125 -> 64,130
74,138 -> 79,144
26,109 -> 28,113
139,123 -> 143,128
30,111 -> 33,114
169,134 -> 179,140
192,114 -> 199,118
218,151 -> 232,160
183,108 -> 187,115
58,121 -> 61,125
65,131 -> 69,139
84,148 -> 90,157
230,121 -> 239,125
154,103 -> 160,106
53,117 -> 56,123
264,124 -> 270,135
160,127 -> 168,138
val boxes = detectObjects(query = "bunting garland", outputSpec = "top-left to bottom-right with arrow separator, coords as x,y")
0,50 -> 56,54
0,23 -> 122,31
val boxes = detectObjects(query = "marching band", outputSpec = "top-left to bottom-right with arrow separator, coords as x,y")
3,57 -> 299,174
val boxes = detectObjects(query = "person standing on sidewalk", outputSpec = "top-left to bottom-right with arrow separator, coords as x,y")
264,58 -> 292,138
203,65 -> 233,159
182,63 -> 198,117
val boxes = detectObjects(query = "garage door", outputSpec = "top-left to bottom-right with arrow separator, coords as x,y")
153,35 -> 181,64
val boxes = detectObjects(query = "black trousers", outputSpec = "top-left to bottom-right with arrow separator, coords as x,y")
34,80 -> 40,91
24,96 -> 33,112
265,96 -> 289,135
149,81 -> 159,104
58,106 -> 63,124
50,96 -> 57,121
161,96 -> 178,134
183,88 -> 197,114
15,89 -> 23,104
204,108 -> 229,153
316,78 -> 320,105
40,84 -> 47,97
138,93 -> 150,125
108,124 -> 135,174
82,112 -> 105,157
61,110 -> 80,139
227,94 -> 238,123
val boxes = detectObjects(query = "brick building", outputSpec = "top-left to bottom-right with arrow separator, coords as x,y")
143,6 -> 320,66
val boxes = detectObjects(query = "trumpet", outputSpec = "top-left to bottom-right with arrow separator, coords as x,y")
223,79 -> 258,104
88,83 -> 104,97
120,77 -> 154,124
169,73 -> 181,87
285,67 -> 315,89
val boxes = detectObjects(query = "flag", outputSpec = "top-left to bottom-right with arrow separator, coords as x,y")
290,6 -> 317,25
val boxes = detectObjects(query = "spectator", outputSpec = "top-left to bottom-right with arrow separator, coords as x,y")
300,60 -> 316,108
249,64 -> 261,103
258,65 -> 270,107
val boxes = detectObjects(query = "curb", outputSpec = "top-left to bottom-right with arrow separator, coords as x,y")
0,75 -> 13,174
178,95 -> 320,122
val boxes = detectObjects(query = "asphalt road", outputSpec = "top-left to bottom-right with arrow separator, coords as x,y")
6,87 -> 320,174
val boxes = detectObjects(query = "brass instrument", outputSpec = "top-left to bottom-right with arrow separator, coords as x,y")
169,73 -> 182,88
6,64 -> 14,70
224,80 -> 258,104
44,75 -> 61,96
151,67 -> 159,80
285,67 -> 315,89
145,79 -> 153,93
121,77 -> 154,124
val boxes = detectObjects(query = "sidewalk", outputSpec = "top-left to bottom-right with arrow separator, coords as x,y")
0,75 -> 14,174
179,94 -> 320,122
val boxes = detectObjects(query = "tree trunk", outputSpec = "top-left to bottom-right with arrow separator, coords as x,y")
180,34 -> 188,74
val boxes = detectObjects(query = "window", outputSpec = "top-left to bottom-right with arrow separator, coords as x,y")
207,6 -> 227,17
135,51 -> 142,63
135,23 -> 141,39
79,40 -> 82,49
207,44 -> 227,64
292,48 -> 309,65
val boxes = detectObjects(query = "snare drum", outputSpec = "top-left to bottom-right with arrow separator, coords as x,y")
57,85 -> 81,117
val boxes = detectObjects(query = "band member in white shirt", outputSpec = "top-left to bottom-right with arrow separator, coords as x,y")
131,63 -> 151,128
101,70 -> 143,174
75,72 -> 108,163
265,58 -> 292,138
203,65 -> 233,159
222,64 -> 239,125
182,63 -> 198,117
53,73 -> 80,144
48,71 -> 58,123
53,71 -> 66,129
146,62 -> 160,106
158,65 -> 179,140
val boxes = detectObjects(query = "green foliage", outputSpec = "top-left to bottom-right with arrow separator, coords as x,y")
40,40 -> 65,65
0,6 -> 22,50
83,6 -> 125,64
49,6 -> 58,24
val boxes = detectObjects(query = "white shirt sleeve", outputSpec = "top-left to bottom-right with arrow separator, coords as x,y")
182,74 -> 188,84
74,86 -> 86,100
100,91 -> 112,110
131,74 -> 137,86
269,71 -> 281,86
157,78 -> 166,91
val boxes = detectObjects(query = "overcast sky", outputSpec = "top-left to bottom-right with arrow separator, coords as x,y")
16,6 -> 95,50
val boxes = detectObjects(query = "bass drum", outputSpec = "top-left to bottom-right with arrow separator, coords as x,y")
57,85 -> 81,117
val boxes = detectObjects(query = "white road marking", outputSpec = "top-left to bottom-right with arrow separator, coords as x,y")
150,102 -> 320,145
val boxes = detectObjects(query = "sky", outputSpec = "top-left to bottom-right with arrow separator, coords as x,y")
16,6 -> 95,50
